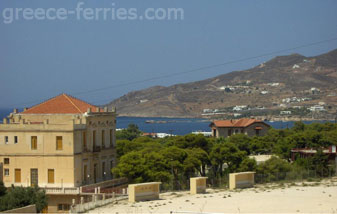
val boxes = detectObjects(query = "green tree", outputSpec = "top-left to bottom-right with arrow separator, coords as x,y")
228,134 -> 251,155
237,158 -> 257,172
116,124 -> 142,141
0,182 -> 6,197
0,186 -> 47,213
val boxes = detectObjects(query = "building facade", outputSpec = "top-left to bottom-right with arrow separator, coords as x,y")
210,118 -> 270,138
0,94 -> 118,212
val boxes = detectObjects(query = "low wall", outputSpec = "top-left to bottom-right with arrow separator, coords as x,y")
1,204 -> 36,213
190,177 -> 207,194
128,182 -> 161,202
229,172 -> 255,190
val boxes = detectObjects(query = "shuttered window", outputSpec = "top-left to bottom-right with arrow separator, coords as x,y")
102,130 -> 105,146
110,129 -> 113,147
93,131 -> 96,147
31,136 -> 37,150
48,169 -> 55,183
83,131 -> 87,151
15,169 -> 21,183
56,136 -> 63,150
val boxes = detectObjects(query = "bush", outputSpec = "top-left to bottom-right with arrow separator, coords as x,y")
0,186 -> 47,213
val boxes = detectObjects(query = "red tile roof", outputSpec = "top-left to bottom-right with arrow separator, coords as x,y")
211,118 -> 268,128
21,93 -> 100,114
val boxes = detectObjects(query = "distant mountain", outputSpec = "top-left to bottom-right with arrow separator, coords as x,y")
107,49 -> 337,117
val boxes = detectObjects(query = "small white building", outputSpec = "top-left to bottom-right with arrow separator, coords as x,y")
308,105 -> 325,112
293,64 -> 300,69
280,111 -> 292,115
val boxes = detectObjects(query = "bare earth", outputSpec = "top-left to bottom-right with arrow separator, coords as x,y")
89,178 -> 337,214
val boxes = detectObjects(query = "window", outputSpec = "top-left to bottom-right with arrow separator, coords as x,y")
14,136 -> 18,144
93,131 -> 96,148
102,162 -> 106,178
57,204 -> 70,211
56,136 -> 63,150
110,160 -> 113,177
15,169 -> 21,183
101,130 -> 105,146
30,169 -> 38,187
31,136 -> 37,150
109,129 -> 113,147
212,129 -> 216,137
83,165 -> 88,182
228,129 -> 232,137
4,158 -> 9,164
5,136 -> 8,144
82,131 -> 87,151
255,129 -> 260,136
4,169 -> 9,176
48,169 -> 55,183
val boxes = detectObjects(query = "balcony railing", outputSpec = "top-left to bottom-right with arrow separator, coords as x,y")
43,178 -> 127,195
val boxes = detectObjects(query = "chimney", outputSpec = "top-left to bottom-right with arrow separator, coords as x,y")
104,107 -> 108,112
44,119 -> 49,124
13,108 -> 18,114
96,107 -> 100,112
21,119 -> 25,124
87,108 -> 91,113
3,118 -> 7,124
24,107 -> 28,111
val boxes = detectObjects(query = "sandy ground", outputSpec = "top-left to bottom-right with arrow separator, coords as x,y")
88,178 -> 337,214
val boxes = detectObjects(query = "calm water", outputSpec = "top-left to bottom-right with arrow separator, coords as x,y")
0,108 -> 332,135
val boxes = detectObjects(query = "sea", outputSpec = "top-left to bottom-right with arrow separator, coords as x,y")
0,108 -> 333,135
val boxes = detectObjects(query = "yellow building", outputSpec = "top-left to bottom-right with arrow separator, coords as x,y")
0,94 -> 118,212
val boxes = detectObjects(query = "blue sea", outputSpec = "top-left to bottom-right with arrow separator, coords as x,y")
0,108 -> 332,135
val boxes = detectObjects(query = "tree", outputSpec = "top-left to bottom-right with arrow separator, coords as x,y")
160,146 -> 187,189
209,142 -> 247,177
184,148 -> 209,176
256,156 -> 292,182
112,151 -> 147,183
116,124 -> 142,141
0,186 -> 47,213
237,158 -> 257,172
228,134 -> 251,155
0,182 -> 6,197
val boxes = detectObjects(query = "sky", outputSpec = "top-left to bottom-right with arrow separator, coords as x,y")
1,0 -> 337,109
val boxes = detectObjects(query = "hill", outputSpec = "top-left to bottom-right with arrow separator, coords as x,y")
107,49 -> 337,118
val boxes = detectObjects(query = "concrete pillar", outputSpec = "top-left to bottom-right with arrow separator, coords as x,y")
112,192 -> 115,198
72,199 -> 76,205
80,197 -> 84,204
95,188 -> 97,194
122,188 -> 126,195
98,187 -> 101,194
102,194 -> 106,200
92,195 -> 95,202
80,187 -> 83,193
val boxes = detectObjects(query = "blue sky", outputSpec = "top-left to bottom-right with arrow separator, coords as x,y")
1,0 -> 337,108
